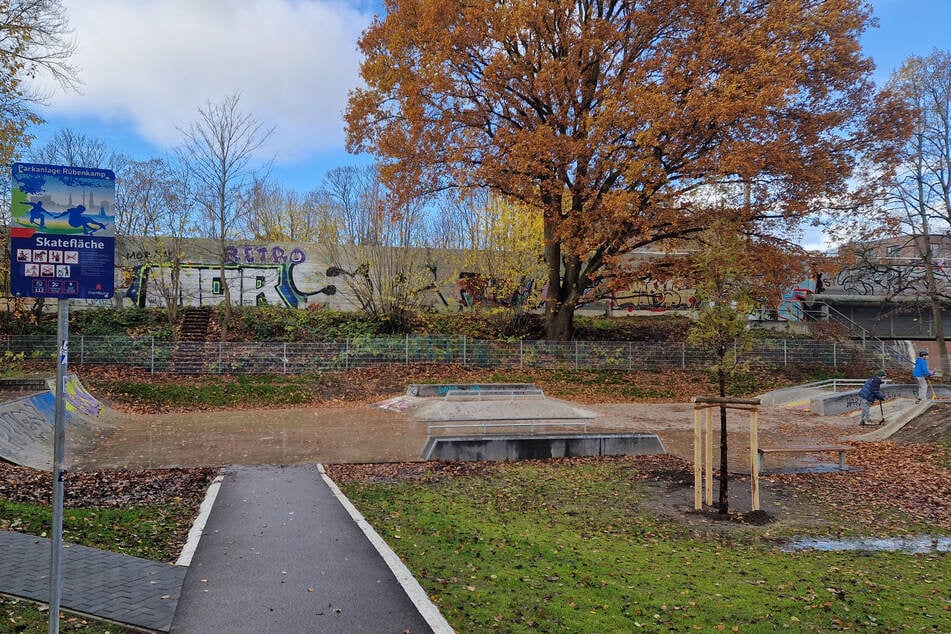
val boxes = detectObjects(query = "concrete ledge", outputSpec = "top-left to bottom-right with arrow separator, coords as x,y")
0,376 -> 50,393
407,383 -> 538,397
810,384 -> 917,415
421,433 -> 666,461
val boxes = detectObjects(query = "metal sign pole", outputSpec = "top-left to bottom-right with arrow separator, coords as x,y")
7,162 -> 114,633
49,298 -> 69,634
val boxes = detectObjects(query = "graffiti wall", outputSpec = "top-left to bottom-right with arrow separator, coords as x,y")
117,239 -> 460,312
830,260 -> 951,297
59,237 -> 710,314
607,280 -> 698,314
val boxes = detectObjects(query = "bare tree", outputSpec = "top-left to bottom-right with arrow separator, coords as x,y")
114,157 -> 198,320
177,92 -> 273,339
434,189 -> 544,312
320,165 -> 448,322
321,165 -> 385,245
245,177 -> 336,243
29,128 -> 111,167
0,0 -> 79,165
885,51 -> 951,374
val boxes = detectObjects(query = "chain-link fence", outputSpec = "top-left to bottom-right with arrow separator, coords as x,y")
1,334 -> 904,375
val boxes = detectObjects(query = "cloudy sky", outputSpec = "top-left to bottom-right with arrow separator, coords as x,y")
31,0 -> 378,190
27,0 -> 951,195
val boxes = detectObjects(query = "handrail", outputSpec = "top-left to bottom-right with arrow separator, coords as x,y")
767,378 -> 886,393
805,299 -> 913,365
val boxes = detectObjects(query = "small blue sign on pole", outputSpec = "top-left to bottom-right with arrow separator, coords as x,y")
9,162 -> 116,299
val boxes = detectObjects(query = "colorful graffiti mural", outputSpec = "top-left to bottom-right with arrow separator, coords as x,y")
126,260 -> 337,309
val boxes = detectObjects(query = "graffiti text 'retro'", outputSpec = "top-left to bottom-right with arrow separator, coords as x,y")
225,245 -> 307,266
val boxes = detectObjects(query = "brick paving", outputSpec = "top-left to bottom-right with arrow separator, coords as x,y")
0,530 -> 186,632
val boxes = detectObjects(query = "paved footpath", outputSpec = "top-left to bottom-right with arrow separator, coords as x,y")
170,463 -> 449,633
0,463 -> 452,633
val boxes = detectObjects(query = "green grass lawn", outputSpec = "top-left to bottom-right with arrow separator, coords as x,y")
336,460 -> 950,633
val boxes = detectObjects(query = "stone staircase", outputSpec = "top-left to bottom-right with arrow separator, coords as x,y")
806,299 -> 915,370
171,307 -> 213,374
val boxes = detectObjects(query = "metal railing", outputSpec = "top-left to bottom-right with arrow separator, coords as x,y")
807,300 -> 914,366
1,334 -> 897,375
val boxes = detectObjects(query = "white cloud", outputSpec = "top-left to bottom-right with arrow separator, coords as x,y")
36,0 -> 375,163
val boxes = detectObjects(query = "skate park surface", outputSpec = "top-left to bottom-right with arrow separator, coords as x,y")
0,375 -> 945,472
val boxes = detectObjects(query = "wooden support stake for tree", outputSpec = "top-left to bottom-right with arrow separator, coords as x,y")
694,407 -> 702,510
692,396 -> 761,513
705,407 -> 713,505
750,408 -> 760,511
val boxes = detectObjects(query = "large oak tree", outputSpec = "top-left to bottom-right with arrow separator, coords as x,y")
346,0 -> 906,340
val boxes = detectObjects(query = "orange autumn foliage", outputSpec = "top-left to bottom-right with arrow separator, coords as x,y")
346,0 -> 911,340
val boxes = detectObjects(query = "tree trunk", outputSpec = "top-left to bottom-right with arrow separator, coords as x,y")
218,241 -> 231,341
930,301 -> 946,375
919,236 -> 947,375
546,303 -> 576,341
167,263 -> 181,324
542,218 -> 579,341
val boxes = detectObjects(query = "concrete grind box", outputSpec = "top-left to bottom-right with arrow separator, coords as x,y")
421,433 -> 666,461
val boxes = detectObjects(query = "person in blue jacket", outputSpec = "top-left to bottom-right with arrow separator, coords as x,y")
912,351 -> 935,403
858,369 -> 886,425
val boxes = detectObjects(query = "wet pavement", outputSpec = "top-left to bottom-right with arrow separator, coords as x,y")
170,463 -> 446,633
782,535 -> 951,553
71,397 -> 885,472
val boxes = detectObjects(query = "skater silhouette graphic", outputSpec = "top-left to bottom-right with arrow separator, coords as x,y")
55,204 -> 107,235
20,200 -> 51,228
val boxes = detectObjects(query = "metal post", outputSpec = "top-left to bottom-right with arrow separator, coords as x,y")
574,340 -> 579,369
80,335 -> 84,365
833,342 -> 837,368
519,340 -> 523,370
345,339 -> 350,371
283,343 -> 288,374
150,335 -> 155,375
783,339 -> 787,367
49,299 -> 69,634
405,334 -> 409,365
463,335 -> 467,366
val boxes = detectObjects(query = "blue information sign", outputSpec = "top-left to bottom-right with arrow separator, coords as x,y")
9,163 -> 116,299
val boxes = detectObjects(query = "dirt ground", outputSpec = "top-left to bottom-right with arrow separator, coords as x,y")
71,393 -> 948,474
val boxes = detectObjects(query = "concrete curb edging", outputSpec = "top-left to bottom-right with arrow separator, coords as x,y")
317,464 -> 455,634
175,472 -> 224,567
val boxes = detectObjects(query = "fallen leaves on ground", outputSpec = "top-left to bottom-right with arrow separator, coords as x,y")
767,442 -> 951,529
0,462 -> 217,508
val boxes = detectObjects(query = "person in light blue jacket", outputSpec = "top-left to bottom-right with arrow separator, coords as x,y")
912,351 -> 935,403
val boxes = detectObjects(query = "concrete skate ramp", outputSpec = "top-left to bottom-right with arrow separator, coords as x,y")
406,383 -> 538,397
0,375 -> 104,470
849,399 -> 939,442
